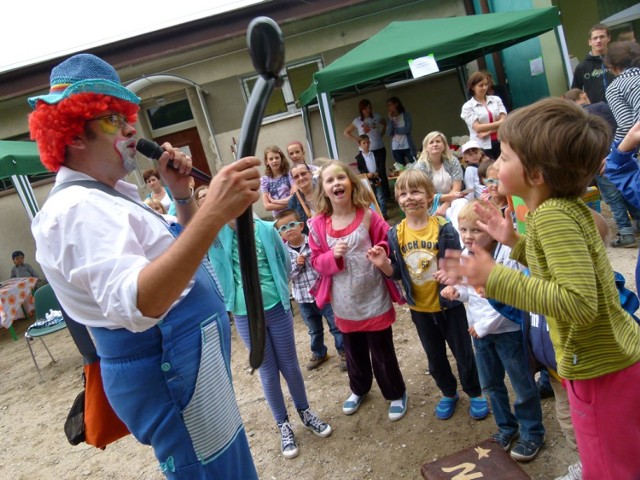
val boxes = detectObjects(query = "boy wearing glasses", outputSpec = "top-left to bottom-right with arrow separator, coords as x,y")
478,159 -> 508,213
275,209 -> 346,371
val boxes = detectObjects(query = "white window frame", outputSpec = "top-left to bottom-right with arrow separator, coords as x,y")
241,57 -> 324,121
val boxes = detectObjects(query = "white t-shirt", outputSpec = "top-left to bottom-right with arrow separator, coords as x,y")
362,151 -> 377,174
389,113 -> 409,150
353,113 -> 384,150
431,165 -> 453,194
32,167 -> 192,332
454,244 -> 521,337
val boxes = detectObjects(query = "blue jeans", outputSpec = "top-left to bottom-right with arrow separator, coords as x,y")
392,148 -> 415,166
298,302 -> 343,358
473,330 -> 545,444
373,184 -> 387,218
373,147 -> 390,200
596,174 -> 640,235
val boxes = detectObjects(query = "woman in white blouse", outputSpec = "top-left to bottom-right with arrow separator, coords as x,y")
460,71 -> 507,160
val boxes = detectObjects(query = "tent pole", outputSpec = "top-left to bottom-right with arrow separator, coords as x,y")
554,24 -> 573,88
194,85 -> 224,173
11,174 -> 40,220
318,92 -> 339,159
301,106 -> 315,162
456,66 -> 468,100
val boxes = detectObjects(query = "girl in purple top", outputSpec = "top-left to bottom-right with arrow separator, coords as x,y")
261,145 -> 293,217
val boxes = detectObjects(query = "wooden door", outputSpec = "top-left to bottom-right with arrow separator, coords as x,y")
155,127 -> 211,188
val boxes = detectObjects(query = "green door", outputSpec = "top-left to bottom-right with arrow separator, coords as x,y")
476,0 -> 551,108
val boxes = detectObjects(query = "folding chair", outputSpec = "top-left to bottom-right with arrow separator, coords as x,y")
25,284 -> 67,381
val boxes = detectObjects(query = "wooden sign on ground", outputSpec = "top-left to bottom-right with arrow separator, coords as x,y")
421,439 -> 530,479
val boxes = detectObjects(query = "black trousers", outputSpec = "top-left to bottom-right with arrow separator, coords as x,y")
483,139 -> 501,160
410,304 -> 482,398
343,326 -> 406,401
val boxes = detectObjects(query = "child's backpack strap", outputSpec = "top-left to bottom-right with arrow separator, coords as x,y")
615,271 -> 640,324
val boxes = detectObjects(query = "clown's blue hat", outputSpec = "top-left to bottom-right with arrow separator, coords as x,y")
28,53 -> 140,108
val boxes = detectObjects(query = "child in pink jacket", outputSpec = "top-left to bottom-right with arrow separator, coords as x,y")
308,160 -> 407,422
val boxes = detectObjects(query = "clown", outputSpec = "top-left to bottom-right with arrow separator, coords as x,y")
29,53 -> 260,479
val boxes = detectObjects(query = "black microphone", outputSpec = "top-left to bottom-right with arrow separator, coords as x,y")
136,138 -> 211,183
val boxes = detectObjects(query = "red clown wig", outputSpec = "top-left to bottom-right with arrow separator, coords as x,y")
29,92 -> 138,172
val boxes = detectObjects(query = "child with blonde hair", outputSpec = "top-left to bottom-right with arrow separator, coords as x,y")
368,169 -> 488,421
443,98 -> 640,479
308,160 -> 408,421
441,200 -> 545,462
260,145 -> 292,217
143,197 -> 177,223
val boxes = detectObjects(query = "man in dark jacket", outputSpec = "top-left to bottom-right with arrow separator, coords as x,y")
571,24 -> 615,103
564,88 -> 640,248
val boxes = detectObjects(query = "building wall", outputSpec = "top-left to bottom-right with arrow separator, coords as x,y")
151,0 -> 466,168
0,0 -> 577,275
128,0 -> 467,216
554,0 -> 600,60
0,181 -> 53,280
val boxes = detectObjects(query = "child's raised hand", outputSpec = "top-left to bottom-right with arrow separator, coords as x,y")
433,268 -> 457,285
367,245 -> 393,276
441,285 -> 459,300
439,247 -> 496,290
296,255 -> 306,266
474,201 -> 519,247
333,241 -> 348,259
366,245 -> 388,266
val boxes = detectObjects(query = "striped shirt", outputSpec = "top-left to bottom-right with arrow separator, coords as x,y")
284,236 -> 318,304
486,197 -> 640,380
605,67 -> 640,141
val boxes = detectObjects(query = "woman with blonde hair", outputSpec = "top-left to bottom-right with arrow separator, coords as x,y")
414,131 -> 465,219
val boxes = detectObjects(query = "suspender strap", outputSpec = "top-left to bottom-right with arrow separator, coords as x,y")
49,180 -> 168,224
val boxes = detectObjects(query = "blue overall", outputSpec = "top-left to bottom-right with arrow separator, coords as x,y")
91,262 -> 257,479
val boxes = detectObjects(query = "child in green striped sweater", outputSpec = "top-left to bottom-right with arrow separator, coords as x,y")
441,97 -> 640,480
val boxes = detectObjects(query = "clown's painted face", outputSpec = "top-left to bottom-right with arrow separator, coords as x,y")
87,113 -> 137,173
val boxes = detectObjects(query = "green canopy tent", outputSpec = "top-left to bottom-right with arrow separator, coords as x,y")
0,140 -> 48,220
298,7 -> 566,159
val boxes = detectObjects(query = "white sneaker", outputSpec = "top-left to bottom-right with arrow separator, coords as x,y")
277,420 -> 299,459
343,393 -> 366,415
297,408 -> 332,437
554,461 -> 582,480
